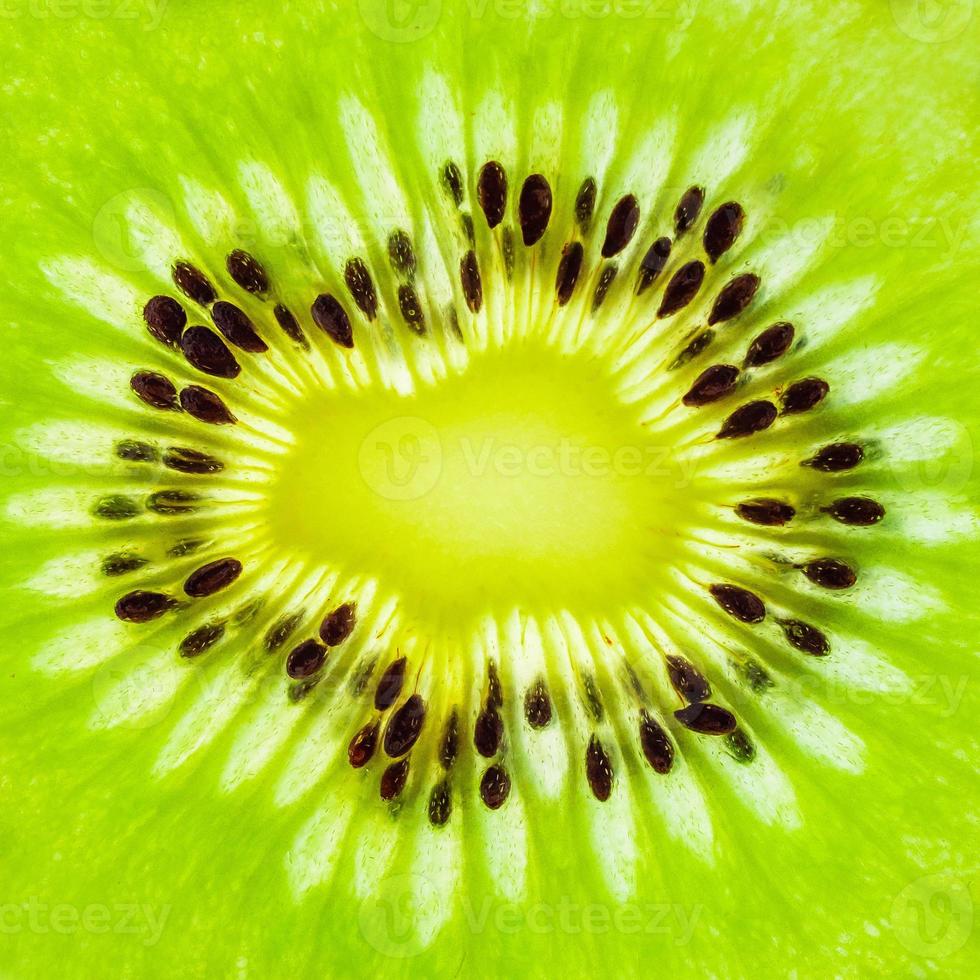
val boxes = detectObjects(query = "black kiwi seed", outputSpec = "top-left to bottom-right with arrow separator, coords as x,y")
114,590 -> 176,623
803,558 -> 857,590
703,202 -> 745,263
575,177 -> 597,232
586,736 -> 614,802
674,701 -> 737,735
320,602 -> 356,646
709,583 -> 766,623
555,242 -> 584,307
102,552 -> 147,576
823,497 -> 885,526
782,378 -> 829,415
442,160 -> 464,207
717,400 -> 777,439
674,185 -> 705,234
474,707 -> 503,757
518,173 -> 553,246
388,230 -> 417,279
708,273 -> 761,325
179,385 -> 236,425
264,613 -> 303,652
780,619 -> 830,656
348,721 -> 379,768
440,710 -> 459,770
147,489 -> 199,515
736,498 -> 796,526
480,764 -> 511,809
116,440 -> 157,463
180,622 -> 225,658
211,301 -> 268,353
375,657 -> 407,710
670,329 -> 714,369
226,249 -> 269,295
172,262 -> 216,306
142,295 -> 186,347
682,364 -> 740,407
601,194 -> 640,258
591,266 -> 617,312
384,694 -> 426,757
163,447 -> 224,475
131,370 -> 178,410
639,712 -> 674,774
183,557 -> 242,598
524,681 -> 552,728
487,663 -> 503,709
273,304 -> 309,349
428,780 -> 452,826
744,322 -> 795,367
311,294 -> 354,348
636,237 -> 672,295
657,260 -> 705,318
286,638 -> 327,679
665,655 -> 711,703
477,161 -> 508,228
804,443 -> 864,472
398,285 -> 426,334
380,759 -> 410,801
94,495 -> 140,521
460,250 -> 483,313
344,258 -> 379,321
725,728 -> 756,763
180,326 -> 241,379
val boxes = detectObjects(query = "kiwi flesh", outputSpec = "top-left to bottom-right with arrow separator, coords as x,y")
0,4 -> 977,978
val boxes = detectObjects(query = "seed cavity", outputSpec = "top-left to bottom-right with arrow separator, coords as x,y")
703,202 -> 745,263
115,590 -> 176,623
480,764 -> 511,809
708,273 -> 760,325
717,400 -> 777,439
131,371 -> 178,411
782,378 -> 829,415
601,194 -> 640,258
824,497 -> 885,526
442,161 -> 464,207
524,681 -> 552,729
804,443 -> 864,472
147,490 -> 199,515
143,296 -> 186,347
725,728 -> 756,762
183,557 -> 242,598
674,702 -> 737,735
211,301 -> 268,353
665,655 -> 711,703
94,495 -> 140,521
736,499 -> 795,526
461,213 -> 475,246
583,675 -> 603,722
380,759 -> 409,801
440,710 -> 459,770
460,251 -> 483,313
709,583 -> 766,623
344,258 -> 379,321
474,707 -> 503,757
349,721 -> 379,768
670,329 -> 714,369
744,322 -> 795,367
180,326 -> 241,379
639,712 -> 674,773
102,552 -> 147,577
586,736 -> 613,801
226,250 -> 269,295
674,185 -> 705,235
657,261 -> 705,318
518,173 -> 552,246
320,602 -> 356,646
428,780 -> 452,826
116,440 -> 157,463
311,294 -> 354,348
375,657 -> 407,710
264,613 -> 303,652
555,242 -> 584,307
163,447 -> 224,475
636,237 -> 671,294
780,619 -> 830,656
682,364 -> 739,406
180,622 -> 225,658
388,230 -> 417,279
286,638 -> 327,679
384,694 -> 426,757
179,385 -> 236,425
591,266 -> 617,311
487,662 -> 503,709
273,304 -> 308,349
477,161 -> 507,228
172,262 -> 216,306
803,558 -> 857,590
575,177 -> 597,232
398,285 -> 426,334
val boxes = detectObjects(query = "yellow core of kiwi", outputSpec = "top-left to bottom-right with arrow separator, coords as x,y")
267,341 -> 692,626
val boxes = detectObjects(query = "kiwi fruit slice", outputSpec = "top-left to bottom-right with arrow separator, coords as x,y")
1,4 -> 977,977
